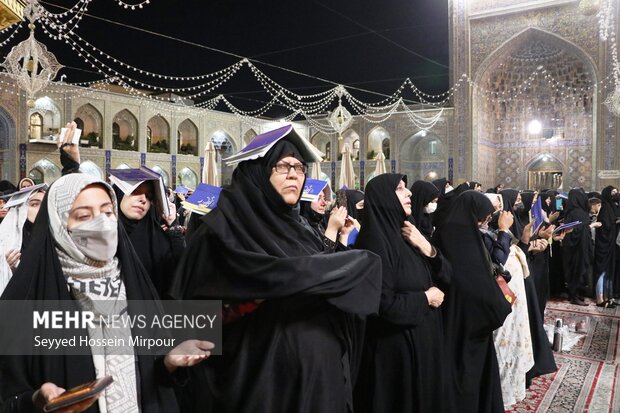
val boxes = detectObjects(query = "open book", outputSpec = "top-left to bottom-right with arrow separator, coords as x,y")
531,197 -> 544,234
181,183 -> 222,215
108,166 -> 170,217
552,221 -> 582,235
301,179 -> 329,202
223,124 -> 322,166
4,183 -> 48,208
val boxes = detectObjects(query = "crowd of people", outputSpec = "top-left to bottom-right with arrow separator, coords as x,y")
0,121 -> 618,413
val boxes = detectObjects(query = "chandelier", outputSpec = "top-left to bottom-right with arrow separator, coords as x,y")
2,0 -> 62,107
328,85 -> 353,140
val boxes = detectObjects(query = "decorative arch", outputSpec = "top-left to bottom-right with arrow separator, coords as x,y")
310,132 -> 331,161
339,129 -> 360,160
147,115 -> 170,154
243,129 -> 257,146
74,103 -> 103,148
151,165 -> 170,187
0,105 -> 16,182
472,27 -> 597,187
178,119 -> 198,156
28,159 -> 61,184
112,109 -> 138,151
211,130 -> 236,185
367,126 -> 391,159
29,97 -> 62,139
398,131 -> 446,182
524,153 -> 564,191
178,167 -> 198,190
79,161 -> 103,180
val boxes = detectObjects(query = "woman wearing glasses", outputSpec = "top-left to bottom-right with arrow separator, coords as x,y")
170,129 -> 381,413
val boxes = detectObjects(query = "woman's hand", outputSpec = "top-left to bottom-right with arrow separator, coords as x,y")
5,248 -> 20,271
424,286 -> 444,308
164,339 -> 214,373
163,201 -> 177,226
520,222 -> 533,245
529,238 -> 549,254
325,206 -> 347,242
402,221 -> 434,257
590,222 -> 602,229
548,211 -> 560,223
537,225 -> 555,240
57,121 -> 81,164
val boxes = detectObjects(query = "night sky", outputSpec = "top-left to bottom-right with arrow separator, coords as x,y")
14,0 -> 450,117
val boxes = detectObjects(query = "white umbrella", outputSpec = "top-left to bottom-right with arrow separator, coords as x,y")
374,151 -> 387,176
202,142 -> 220,186
310,162 -> 322,180
339,143 -> 356,189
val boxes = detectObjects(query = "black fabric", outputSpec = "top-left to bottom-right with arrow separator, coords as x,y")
0,189 -> 179,413
562,189 -> 593,299
431,182 -> 470,237
345,189 -> 365,223
169,139 -> 382,413
409,180 -> 439,239
432,178 -> 449,195
594,186 -> 618,279
354,174 -> 449,413
300,200 -> 326,236
113,183 -> 185,298
518,191 -> 536,224
540,191 -> 556,216
500,189 -> 524,240
435,190 -> 512,413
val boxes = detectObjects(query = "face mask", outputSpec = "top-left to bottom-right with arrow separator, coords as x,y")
69,214 -> 118,262
513,202 -> 524,212
424,202 -> 437,214
444,185 -> 454,194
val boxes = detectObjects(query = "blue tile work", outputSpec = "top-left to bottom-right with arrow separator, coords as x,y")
359,160 -> 365,189
171,155 -> 177,187
105,150 -> 111,176
391,159 -> 396,173
448,157 -> 454,182
19,143 -> 26,179
200,157 -> 204,175
140,152 -> 146,166
331,161 -> 336,187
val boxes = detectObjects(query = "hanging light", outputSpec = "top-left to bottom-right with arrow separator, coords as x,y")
578,0 -> 600,16
328,85 -> 352,140
2,0 -> 62,108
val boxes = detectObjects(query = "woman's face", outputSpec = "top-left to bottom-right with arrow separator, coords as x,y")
395,180 -> 412,216
0,199 -> 7,220
120,181 -> 152,220
67,185 -> 116,230
20,180 -> 33,189
310,190 -> 327,214
269,156 -> 306,206
26,191 -> 45,223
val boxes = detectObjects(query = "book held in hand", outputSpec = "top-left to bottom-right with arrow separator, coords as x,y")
301,179 -> 329,202
181,183 -> 222,215
108,166 -> 170,217
552,221 -> 582,235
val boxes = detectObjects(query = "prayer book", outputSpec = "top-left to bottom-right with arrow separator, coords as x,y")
181,183 -> 222,215
552,221 -> 582,235
174,185 -> 189,195
108,166 -> 170,216
301,179 -> 329,202
223,124 -> 321,166
531,197 -> 544,234
4,183 -> 48,208
59,127 -> 82,145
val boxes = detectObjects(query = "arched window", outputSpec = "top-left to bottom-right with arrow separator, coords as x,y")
382,138 -> 390,159
178,167 -> 198,190
112,122 -> 120,140
79,161 -> 103,180
30,113 -> 43,140
325,142 -> 331,161
151,165 -> 170,187
353,139 -> 360,160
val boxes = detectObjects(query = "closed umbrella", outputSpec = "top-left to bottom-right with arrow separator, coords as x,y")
202,142 -> 220,186
339,143 -> 356,189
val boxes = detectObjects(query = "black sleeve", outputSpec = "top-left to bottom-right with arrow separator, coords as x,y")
427,248 -> 451,290
60,147 -> 81,176
153,357 -> 189,388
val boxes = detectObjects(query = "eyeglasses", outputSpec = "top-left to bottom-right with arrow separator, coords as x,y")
273,162 -> 307,175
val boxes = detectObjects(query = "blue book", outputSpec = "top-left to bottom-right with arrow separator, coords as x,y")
174,185 -> 189,196
301,179 -> 329,202
109,166 -> 169,216
223,124 -> 321,166
531,197 -> 544,234
553,220 -> 582,235
347,227 -> 359,247
181,183 -> 222,215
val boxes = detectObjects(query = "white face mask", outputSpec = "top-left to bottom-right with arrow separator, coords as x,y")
69,214 -> 118,262
444,185 -> 454,194
424,202 -> 437,214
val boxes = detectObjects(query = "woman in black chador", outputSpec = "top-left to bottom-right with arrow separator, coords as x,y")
435,190 -> 512,413
594,186 -> 619,306
354,174 -> 449,412
169,136 -> 382,413
409,180 -> 440,239
562,188 -> 594,305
